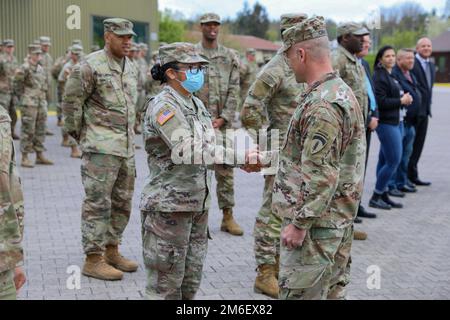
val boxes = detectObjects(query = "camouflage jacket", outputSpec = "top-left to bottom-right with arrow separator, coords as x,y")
272,72 -> 366,230
332,45 -> 368,121
241,53 -> 306,136
194,43 -> 240,125
0,107 -> 25,273
140,85 -> 238,213
52,55 -> 70,81
62,49 -> 138,158
14,60 -> 48,106
40,52 -> 54,87
0,54 -> 19,95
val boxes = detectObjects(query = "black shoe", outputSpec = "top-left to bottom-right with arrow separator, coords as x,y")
354,217 -> 363,224
411,179 -> 431,186
357,205 -> 377,219
382,192 -> 403,209
399,185 -> 417,193
369,194 -> 392,210
407,180 -> 416,189
388,188 -> 405,198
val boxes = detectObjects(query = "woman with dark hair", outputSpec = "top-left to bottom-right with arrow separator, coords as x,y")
369,46 -> 413,210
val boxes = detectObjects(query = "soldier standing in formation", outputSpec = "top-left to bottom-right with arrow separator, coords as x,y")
0,40 -> 19,139
63,18 -> 139,281
239,48 -> 258,111
14,44 -> 54,168
0,104 -> 26,300
39,37 -> 54,136
272,16 -> 366,300
52,46 -> 71,127
240,13 -> 308,299
195,13 -> 244,236
57,45 -> 83,158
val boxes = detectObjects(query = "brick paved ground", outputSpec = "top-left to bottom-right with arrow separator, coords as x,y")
15,88 -> 450,300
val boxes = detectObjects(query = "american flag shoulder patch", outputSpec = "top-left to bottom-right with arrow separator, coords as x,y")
157,109 -> 175,126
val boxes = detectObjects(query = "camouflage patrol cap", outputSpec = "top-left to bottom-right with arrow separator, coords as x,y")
337,22 -> 370,37
3,39 -> 15,47
280,13 -> 308,31
200,13 -> 221,25
139,43 -> 148,50
33,39 -> 41,45
70,44 -> 83,55
159,42 -> 209,66
40,36 -> 51,45
281,16 -> 328,52
130,43 -> 139,52
72,39 -> 83,46
103,18 -> 137,36
246,48 -> 256,55
151,50 -> 159,57
28,44 -> 42,54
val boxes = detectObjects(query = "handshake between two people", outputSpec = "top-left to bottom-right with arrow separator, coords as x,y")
240,149 -> 270,173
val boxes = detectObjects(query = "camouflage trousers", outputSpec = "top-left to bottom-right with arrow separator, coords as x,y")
0,269 -> 16,300
135,90 -> 146,128
57,86 -> 76,146
279,218 -> 353,300
142,211 -> 208,300
215,127 -> 235,209
20,103 -> 47,153
254,175 -> 282,266
81,153 -> 135,255
0,93 -> 17,133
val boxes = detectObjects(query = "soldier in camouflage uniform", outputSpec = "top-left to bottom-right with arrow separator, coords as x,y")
144,50 -> 163,105
195,13 -> 243,236
14,45 -> 54,168
0,40 -> 19,140
0,105 -> 26,300
239,48 -> 258,111
133,43 -> 148,134
58,45 -> 83,158
240,13 -> 308,299
332,23 -> 372,244
38,37 -> 55,136
63,18 -> 139,281
272,17 -> 366,300
141,42 -> 259,300
52,47 -> 71,127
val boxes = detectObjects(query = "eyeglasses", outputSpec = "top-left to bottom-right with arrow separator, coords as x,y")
176,65 -> 208,75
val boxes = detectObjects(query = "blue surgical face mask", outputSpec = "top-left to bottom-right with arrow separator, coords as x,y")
176,68 -> 205,93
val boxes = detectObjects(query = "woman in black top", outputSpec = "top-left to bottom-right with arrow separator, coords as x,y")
369,46 -> 413,210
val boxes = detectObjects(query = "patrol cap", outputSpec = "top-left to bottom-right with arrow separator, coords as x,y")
139,43 -> 148,50
337,22 -> 370,37
70,44 -> 83,55
130,43 -> 139,52
72,39 -> 83,46
159,42 -> 209,66
3,39 -> 15,47
40,36 -> 51,45
280,13 -> 308,31
33,39 -> 41,45
200,13 -> 221,25
281,16 -> 328,52
246,48 -> 256,55
28,44 -> 42,54
103,18 -> 137,36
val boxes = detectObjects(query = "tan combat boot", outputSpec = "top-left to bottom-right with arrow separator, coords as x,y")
354,230 -> 368,241
254,264 -> 279,299
104,245 -> 138,273
61,134 -> 71,147
82,254 -> 123,281
70,146 -> 82,159
220,208 -> 244,236
21,153 -> 34,168
36,152 -> 54,165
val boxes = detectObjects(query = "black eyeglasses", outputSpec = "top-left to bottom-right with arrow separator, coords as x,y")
175,65 -> 208,75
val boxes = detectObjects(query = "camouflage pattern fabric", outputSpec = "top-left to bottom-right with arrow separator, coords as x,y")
0,107 -> 24,300
0,54 -> 19,130
81,153 -> 135,254
272,72 -> 366,300
332,45 -> 368,121
58,60 -> 78,147
142,210 -> 208,300
14,60 -> 48,153
62,48 -> 138,158
239,56 -> 258,111
40,52 -> 53,100
52,54 -> 70,119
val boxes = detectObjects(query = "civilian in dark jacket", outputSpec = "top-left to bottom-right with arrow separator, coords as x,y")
390,49 -> 422,193
369,46 -> 413,210
409,37 -> 435,186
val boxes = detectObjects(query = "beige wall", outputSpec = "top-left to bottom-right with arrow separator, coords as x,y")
0,0 -> 159,61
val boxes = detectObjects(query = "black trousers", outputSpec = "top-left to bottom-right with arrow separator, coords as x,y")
408,116 -> 429,181
358,128 -> 372,213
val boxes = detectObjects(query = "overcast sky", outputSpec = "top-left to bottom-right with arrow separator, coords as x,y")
159,0 -> 447,22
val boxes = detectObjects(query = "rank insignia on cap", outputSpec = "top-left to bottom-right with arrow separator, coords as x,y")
157,109 -> 175,126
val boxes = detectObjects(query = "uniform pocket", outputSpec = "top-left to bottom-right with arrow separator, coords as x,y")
280,264 -> 327,290
143,229 -> 182,274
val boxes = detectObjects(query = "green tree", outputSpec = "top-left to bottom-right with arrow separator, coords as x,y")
159,9 -> 186,43
233,1 -> 270,38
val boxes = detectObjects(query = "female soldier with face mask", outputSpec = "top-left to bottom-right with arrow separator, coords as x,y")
140,42 -> 261,300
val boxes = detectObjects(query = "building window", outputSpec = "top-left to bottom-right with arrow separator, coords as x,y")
92,15 -> 149,47
438,56 -> 447,72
